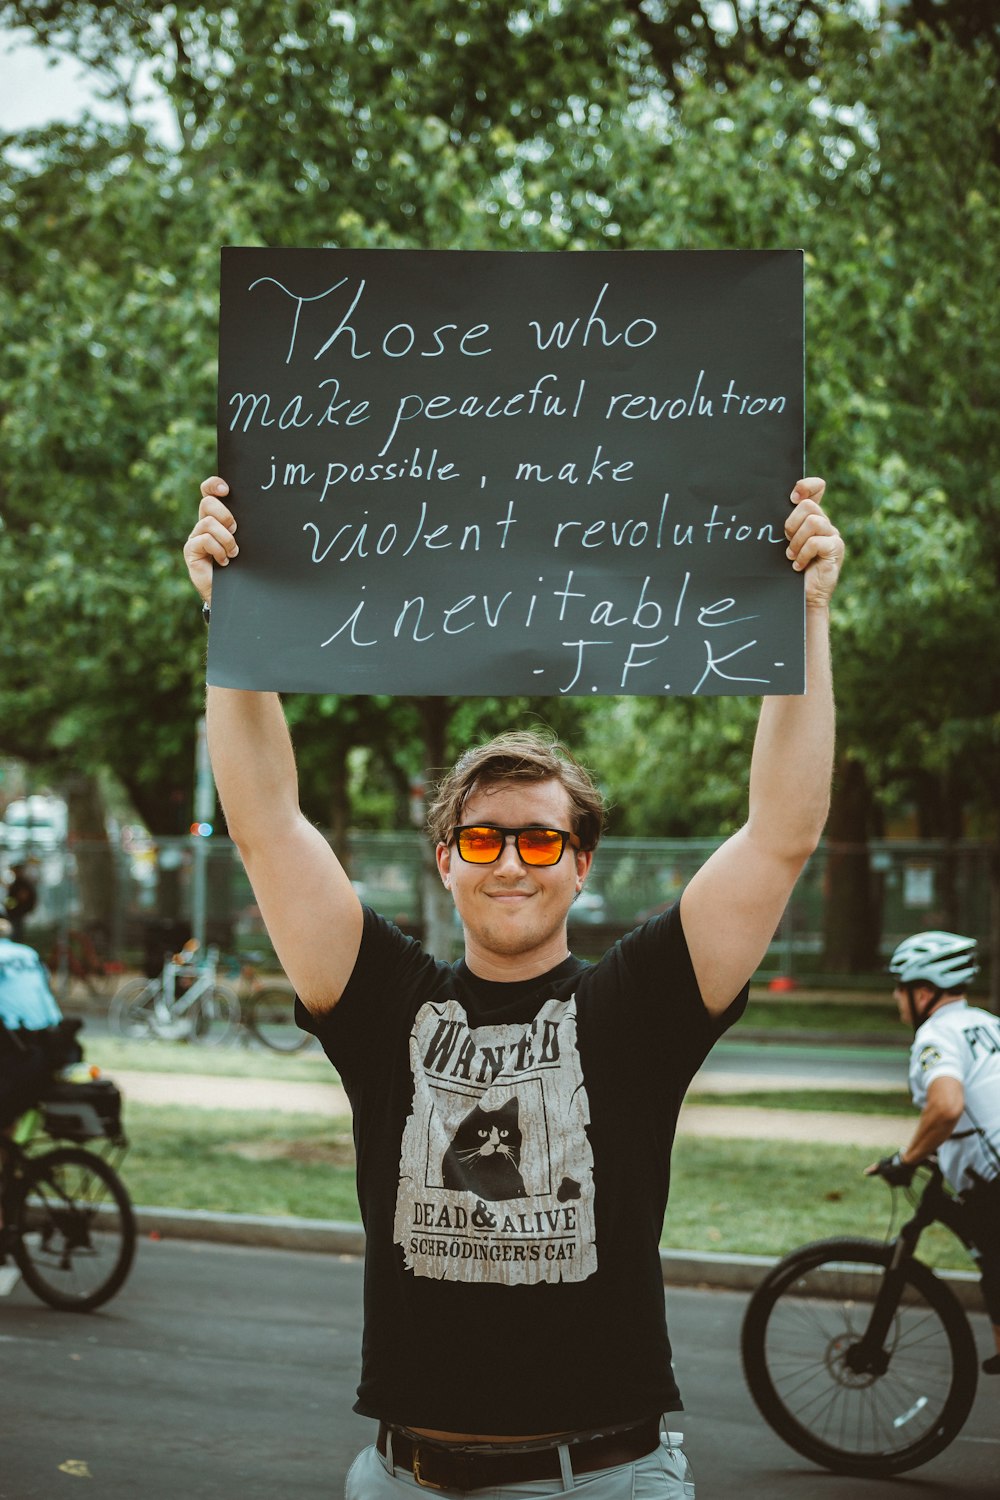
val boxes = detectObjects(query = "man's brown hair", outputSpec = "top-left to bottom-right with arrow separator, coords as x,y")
426,730 -> 606,850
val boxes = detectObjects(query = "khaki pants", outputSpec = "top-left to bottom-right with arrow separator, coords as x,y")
345,1433 -> 695,1499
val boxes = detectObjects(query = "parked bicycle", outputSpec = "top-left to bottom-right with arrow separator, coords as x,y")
109,943 -> 305,1053
0,1049 -> 135,1312
109,942 -> 239,1045
741,1160 -> 984,1477
222,951 -> 309,1054
47,925 -> 119,1003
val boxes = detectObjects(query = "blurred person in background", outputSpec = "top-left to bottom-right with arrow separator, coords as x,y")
4,861 -> 38,945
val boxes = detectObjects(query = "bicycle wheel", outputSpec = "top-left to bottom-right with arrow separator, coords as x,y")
48,934 -> 109,1003
741,1236 -> 978,1478
108,977 -> 164,1039
189,982 -> 241,1046
245,986 -> 310,1052
12,1147 -> 136,1312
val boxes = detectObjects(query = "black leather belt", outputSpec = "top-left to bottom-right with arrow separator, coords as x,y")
376,1418 -> 660,1491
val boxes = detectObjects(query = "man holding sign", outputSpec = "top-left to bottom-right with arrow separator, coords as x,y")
185,474 -> 842,1496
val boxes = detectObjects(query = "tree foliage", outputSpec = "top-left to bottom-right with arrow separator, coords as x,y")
0,0 -> 996,868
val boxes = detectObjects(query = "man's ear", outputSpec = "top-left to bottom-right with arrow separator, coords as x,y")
574,848 -> 594,892
436,842 -> 452,888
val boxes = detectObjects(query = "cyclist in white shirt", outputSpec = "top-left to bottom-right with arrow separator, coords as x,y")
868,930 -> 1000,1374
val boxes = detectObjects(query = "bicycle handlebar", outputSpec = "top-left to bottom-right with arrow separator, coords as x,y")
166,945 -> 219,972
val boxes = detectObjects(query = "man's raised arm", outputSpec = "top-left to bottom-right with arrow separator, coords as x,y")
680,478 -> 844,1015
184,478 -> 362,1013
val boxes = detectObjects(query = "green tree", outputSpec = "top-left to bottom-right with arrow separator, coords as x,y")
1,3 -> 996,982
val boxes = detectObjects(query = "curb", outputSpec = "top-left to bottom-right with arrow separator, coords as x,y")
134,1206 -> 984,1311
136,1205 -> 366,1257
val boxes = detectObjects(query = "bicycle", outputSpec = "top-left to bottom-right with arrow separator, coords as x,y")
109,943 -> 307,1053
47,925 -> 119,1002
740,1160 -> 985,1478
109,942 -> 242,1046
224,950 -> 310,1054
0,1064 -> 135,1312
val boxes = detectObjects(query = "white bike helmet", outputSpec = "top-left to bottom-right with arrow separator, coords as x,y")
888,930 -> 978,991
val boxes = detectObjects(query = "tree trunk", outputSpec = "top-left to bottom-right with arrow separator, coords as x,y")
913,768 -> 964,929
417,698 -> 457,962
328,747 -> 352,875
822,755 -> 880,973
989,845 -> 1000,1016
65,772 -> 116,939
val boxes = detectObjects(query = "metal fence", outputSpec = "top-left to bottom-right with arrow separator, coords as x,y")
6,831 -> 996,997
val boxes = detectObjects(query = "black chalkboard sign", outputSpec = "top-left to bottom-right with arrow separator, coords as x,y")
210,249 -> 804,697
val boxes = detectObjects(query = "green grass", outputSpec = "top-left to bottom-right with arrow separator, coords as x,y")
116,1104 -> 975,1277
666,1138 -> 973,1274
121,1104 -> 360,1221
742,1000 -> 899,1035
83,1034 -> 333,1083
80,1002 -> 902,1092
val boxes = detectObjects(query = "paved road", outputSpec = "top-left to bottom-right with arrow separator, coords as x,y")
699,1038 -> 909,1092
3,1239 -> 997,1498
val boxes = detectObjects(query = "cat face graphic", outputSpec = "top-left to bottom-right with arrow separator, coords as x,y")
441,1096 -> 527,1201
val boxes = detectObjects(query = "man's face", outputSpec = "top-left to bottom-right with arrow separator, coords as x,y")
894,982 -> 934,1025
893,985 -> 910,1025
436,778 -> 593,975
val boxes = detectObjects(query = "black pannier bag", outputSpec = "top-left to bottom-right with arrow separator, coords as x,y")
38,1077 -> 124,1143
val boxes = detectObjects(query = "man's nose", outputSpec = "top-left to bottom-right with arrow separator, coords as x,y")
494,836 -> 525,872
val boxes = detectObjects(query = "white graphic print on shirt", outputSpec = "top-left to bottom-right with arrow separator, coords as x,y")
392,993 -> 598,1284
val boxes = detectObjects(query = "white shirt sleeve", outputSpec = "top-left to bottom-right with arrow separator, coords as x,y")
909,1023 -> 965,1108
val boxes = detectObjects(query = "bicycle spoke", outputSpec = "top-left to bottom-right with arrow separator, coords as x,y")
246,985 -> 309,1052
14,1147 -> 135,1311
743,1239 -> 977,1476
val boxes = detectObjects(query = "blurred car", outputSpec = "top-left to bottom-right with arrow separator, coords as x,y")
568,889 -> 608,925
2,795 -> 68,853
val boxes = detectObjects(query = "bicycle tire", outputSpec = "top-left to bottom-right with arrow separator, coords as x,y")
189,982 -> 241,1046
47,935 -> 109,1003
108,976 -> 164,1039
741,1235 -> 978,1478
12,1146 -> 136,1312
245,986 -> 310,1053
52,971 -> 107,1004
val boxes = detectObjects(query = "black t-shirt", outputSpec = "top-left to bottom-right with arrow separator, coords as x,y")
298,900 -> 746,1434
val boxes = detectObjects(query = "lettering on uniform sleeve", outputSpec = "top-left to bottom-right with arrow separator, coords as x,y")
965,1022 -> 1000,1059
